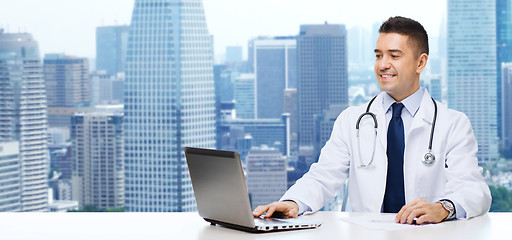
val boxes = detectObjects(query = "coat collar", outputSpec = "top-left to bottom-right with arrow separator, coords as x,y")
368,89 -> 435,148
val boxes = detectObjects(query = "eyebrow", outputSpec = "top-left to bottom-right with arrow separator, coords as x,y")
374,49 -> 403,54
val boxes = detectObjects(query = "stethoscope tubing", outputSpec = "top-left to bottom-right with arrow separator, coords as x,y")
356,95 -> 438,167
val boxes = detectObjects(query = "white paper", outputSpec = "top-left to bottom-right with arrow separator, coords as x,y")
340,214 -> 441,231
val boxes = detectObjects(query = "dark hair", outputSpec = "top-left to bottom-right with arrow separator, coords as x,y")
379,16 -> 429,57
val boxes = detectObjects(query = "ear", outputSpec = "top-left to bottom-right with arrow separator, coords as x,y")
416,53 -> 428,73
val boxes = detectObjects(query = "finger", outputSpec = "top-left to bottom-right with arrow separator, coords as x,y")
252,204 -> 270,217
415,214 -> 430,225
407,209 -> 425,225
399,205 -> 417,224
395,205 -> 407,222
265,203 -> 277,218
287,207 -> 298,218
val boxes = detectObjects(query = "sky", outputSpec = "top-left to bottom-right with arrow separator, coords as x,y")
0,0 -> 446,60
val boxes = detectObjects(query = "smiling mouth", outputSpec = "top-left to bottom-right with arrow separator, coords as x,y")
380,74 -> 396,78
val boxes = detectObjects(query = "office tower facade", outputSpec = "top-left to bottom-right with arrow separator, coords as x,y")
246,147 -> 287,209
503,63 -> 512,149
313,104 -> 349,157
90,71 -> 125,105
0,142 -> 21,212
283,88 -> 298,158
44,54 -> 90,128
71,112 -> 124,209
124,0 -> 216,212
297,24 -> 348,146
96,25 -> 130,75
429,76 -> 442,102
0,30 -> 49,211
447,0 -> 499,162
219,117 -> 289,157
497,0 -> 512,140
248,36 -> 297,118
234,73 -> 256,119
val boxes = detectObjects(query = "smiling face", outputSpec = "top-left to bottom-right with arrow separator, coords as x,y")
374,33 -> 428,102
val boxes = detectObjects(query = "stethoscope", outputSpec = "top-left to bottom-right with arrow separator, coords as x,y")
355,96 -> 438,167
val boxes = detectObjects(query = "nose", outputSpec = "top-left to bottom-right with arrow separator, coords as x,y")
377,56 -> 391,71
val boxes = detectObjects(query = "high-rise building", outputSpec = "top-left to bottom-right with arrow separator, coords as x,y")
248,36 -> 297,119
0,142 -> 21,212
124,0 -> 216,212
96,25 -> 130,75
71,111 -> 124,210
90,71 -> 125,105
219,117 -> 289,157
297,24 -> 348,147
44,54 -> 91,128
0,30 -> 49,211
502,63 -> 512,149
497,0 -> 512,140
234,73 -> 256,119
447,0 -> 499,162
246,147 -> 287,209
283,88 -> 298,158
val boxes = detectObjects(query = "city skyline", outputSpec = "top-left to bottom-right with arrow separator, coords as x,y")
0,0 -> 446,60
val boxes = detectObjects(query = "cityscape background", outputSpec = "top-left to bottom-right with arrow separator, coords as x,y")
0,0 -> 511,212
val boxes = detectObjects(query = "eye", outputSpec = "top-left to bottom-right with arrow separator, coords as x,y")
392,55 -> 399,59
375,54 -> 382,58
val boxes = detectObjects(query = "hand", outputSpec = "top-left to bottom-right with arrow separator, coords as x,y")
395,198 -> 449,224
252,201 -> 299,218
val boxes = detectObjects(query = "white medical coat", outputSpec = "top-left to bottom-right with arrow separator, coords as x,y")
281,90 -> 491,219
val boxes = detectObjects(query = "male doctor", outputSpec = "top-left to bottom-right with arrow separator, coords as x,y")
253,16 -> 491,224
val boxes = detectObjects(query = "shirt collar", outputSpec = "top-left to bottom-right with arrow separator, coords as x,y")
382,87 -> 424,117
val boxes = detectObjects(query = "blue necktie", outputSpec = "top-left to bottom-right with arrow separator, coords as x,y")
383,102 -> 405,213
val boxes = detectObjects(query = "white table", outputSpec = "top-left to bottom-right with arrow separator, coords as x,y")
0,211 -> 510,240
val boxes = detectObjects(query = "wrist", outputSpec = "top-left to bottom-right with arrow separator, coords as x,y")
284,200 -> 299,211
437,199 -> 456,220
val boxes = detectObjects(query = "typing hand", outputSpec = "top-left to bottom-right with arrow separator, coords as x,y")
395,198 -> 449,224
252,201 -> 299,219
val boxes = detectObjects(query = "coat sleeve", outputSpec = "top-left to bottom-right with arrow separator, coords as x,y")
280,108 -> 353,213
442,111 -> 492,219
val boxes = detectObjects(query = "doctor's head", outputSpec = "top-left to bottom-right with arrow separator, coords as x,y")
374,16 -> 429,102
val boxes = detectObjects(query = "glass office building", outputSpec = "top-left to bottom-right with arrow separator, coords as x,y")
297,24 -> 348,147
248,36 -> 297,119
96,25 -> 130,76
124,0 -> 216,212
447,0 -> 499,162
0,30 -> 49,211
497,0 -> 512,140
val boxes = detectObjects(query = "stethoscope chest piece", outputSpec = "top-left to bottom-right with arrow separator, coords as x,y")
422,152 -> 435,165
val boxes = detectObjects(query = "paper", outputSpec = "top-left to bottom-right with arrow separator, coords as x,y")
340,214 -> 440,231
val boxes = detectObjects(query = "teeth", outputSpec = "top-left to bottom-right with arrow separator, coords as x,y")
382,74 -> 394,78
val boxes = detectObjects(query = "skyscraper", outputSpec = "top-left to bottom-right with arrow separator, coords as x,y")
246,147 -> 287,209
44,54 -> 90,127
0,141 -> 21,212
96,25 -> 130,75
71,111 -> 124,210
297,24 -> 348,147
0,30 -> 49,211
496,0 -> 512,140
447,0 -> 499,162
124,0 -> 216,212
234,73 -> 256,119
248,36 -> 297,119
502,63 -> 512,149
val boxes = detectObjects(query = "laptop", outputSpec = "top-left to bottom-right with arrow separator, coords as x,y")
184,147 -> 322,233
